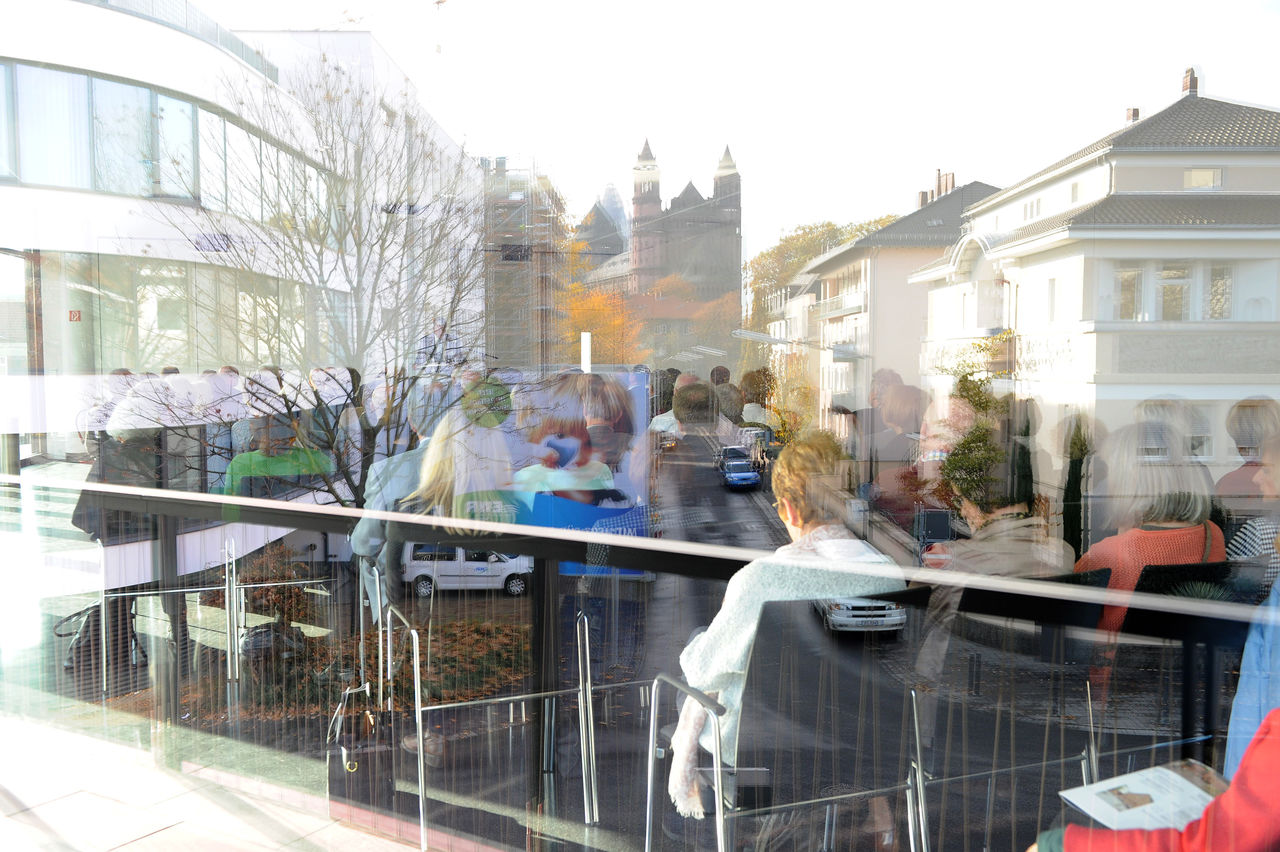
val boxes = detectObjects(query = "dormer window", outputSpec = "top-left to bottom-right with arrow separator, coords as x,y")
1184,168 -> 1222,190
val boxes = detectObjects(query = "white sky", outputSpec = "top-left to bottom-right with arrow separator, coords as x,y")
213,0 -> 1280,260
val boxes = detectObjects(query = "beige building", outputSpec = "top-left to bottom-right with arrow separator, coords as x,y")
793,180 -> 999,443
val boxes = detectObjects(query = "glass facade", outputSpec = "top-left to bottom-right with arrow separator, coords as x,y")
2,5 -> 1280,852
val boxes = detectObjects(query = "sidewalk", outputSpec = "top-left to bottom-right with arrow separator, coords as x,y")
0,715 -> 415,851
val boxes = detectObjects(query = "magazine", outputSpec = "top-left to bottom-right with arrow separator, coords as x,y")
1059,759 -> 1228,830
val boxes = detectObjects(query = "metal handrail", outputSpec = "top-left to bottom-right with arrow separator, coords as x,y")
644,672 -> 728,852
576,612 -> 600,825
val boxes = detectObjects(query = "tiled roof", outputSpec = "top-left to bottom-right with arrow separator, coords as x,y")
858,181 -> 1001,247
991,194 -> 1280,250
804,181 -> 1002,276
1115,95 -> 1280,149
973,95 -> 1280,212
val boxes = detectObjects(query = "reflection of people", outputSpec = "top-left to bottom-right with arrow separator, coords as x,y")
914,399 -> 1074,752
222,414 -> 333,497
739,368 -> 780,431
514,373 -> 617,504
1225,433 -> 1280,594
1215,396 -> 1280,516
350,383 -> 441,620
1075,422 -> 1226,635
1027,707 -> 1280,852
668,432 -> 904,817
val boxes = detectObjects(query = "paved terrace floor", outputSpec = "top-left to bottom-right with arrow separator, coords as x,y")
0,711 -> 427,851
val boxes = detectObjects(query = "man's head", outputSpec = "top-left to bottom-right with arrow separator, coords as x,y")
673,381 -> 716,427
741,368 -> 772,406
710,365 -> 730,386
869,368 -> 904,408
773,431 -> 843,535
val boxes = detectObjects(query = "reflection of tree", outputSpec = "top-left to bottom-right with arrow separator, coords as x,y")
152,55 -> 485,506
740,217 -> 896,372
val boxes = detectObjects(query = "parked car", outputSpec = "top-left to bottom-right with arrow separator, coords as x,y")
813,597 -> 906,636
714,444 -> 749,469
720,459 -> 761,490
400,544 -> 533,597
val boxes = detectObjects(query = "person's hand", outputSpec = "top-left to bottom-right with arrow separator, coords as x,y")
1025,844 -> 1038,852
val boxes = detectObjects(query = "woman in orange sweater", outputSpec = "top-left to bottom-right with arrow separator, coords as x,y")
1076,421 -> 1226,632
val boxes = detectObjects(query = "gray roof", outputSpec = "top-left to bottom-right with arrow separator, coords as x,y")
975,94 -> 1280,212
992,193 -> 1280,250
804,181 -> 1001,276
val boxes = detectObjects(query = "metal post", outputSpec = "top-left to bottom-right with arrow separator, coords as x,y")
409,627 -> 427,852
224,539 -> 239,730
909,688 -> 931,852
529,557 -> 561,824
575,612 -> 600,825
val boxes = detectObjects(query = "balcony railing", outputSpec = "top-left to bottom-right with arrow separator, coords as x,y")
7,474 -> 1265,851
813,289 -> 866,318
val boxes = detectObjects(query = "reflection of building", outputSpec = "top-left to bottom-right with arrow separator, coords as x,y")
794,177 -> 999,441
630,141 -> 742,366
632,141 -> 741,299
483,157 -> 568,371
915,69 -> 1280,492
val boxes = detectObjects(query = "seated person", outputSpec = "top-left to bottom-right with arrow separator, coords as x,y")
1075,422 -> 1226,636
668,431 -> 905,817
1225,432 -> 1280,594
1215,396 -> 1280,520
1027,707 -> 1280,852
222,413 -> 334,498
914,397 -> 1075,753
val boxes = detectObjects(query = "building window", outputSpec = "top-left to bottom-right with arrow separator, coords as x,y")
1046,278 -> 1056,324
156,94 -> 195,198
0,65 -> 13,179
1184,168 -> 1222,190
198,109 -> 226,211
93,78 -> 153,196
1070,182 -> 1080,204
1206,264 -> 1233,320
16,65 -> 90,188
1116,267 -> 1143,320
1188,406 -> 1214,459
1158,262 -> 1190,321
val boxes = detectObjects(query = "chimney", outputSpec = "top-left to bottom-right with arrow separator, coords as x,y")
942,172 -> 955,194
918,190 -> 930,209
1126,107 -> 1140,123
1182,67 -> 1198,97
935,168 -> 943,198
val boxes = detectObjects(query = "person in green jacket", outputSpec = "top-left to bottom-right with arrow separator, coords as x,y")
222,413 -> 334,499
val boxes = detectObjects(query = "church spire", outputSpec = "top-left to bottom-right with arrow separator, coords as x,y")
716,145 -> 737,176
638,138 -> 655,162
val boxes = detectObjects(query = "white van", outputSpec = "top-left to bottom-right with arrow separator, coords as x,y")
400,543 -> 533,598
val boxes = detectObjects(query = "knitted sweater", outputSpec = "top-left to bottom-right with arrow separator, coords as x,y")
1075,524 -> 1225,633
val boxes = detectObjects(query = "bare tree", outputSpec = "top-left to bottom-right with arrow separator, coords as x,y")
152,53 -> 486,506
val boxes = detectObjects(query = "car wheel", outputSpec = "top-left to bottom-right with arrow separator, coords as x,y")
504,574 -> 528,596
413,576 -> 434,598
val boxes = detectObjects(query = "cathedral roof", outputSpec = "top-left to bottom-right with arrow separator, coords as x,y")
673,181 -> 705,208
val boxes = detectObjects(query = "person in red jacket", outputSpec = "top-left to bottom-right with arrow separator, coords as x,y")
1026,706 -> 1280,851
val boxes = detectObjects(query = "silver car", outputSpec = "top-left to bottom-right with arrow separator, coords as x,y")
813,597 -> 906,635
401,544 -> 533,597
